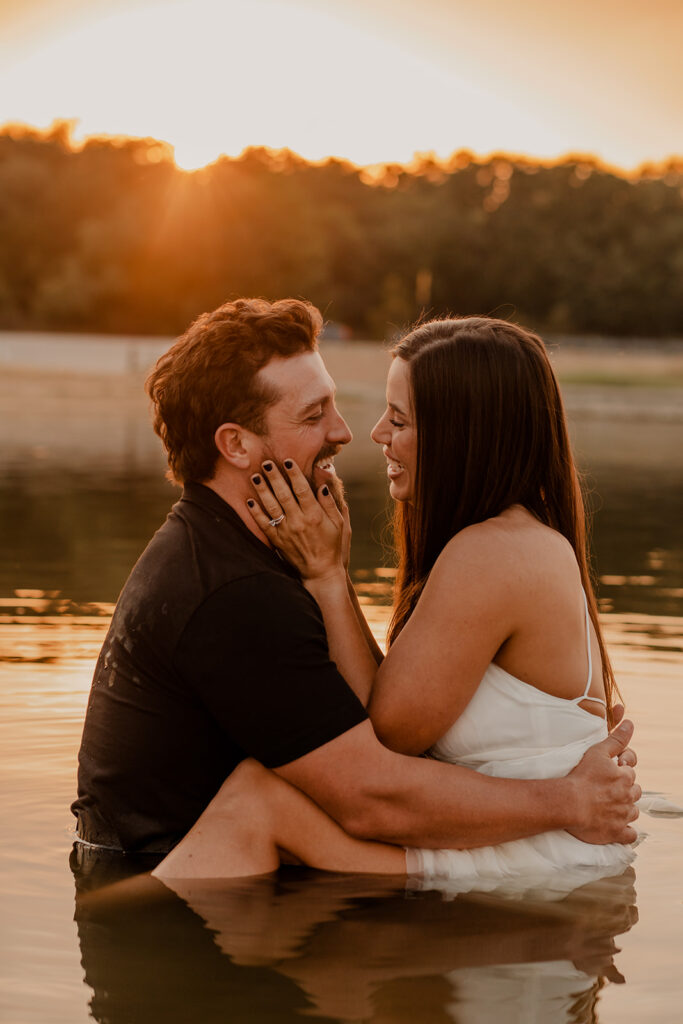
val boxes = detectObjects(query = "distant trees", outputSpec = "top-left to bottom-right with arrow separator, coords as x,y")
1,122 -> 682,337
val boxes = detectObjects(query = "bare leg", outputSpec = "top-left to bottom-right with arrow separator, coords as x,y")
153,759 -> 407,880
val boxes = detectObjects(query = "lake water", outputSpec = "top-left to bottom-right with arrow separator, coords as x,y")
1,335 -> 682,1023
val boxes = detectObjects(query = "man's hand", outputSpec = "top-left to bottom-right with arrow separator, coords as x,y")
610,704 -> 637,768
566,714 -> 641,845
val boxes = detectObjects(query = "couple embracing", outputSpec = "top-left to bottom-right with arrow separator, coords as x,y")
72,298 -> 639,892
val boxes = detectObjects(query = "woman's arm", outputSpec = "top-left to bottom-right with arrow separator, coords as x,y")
248,465 -> 517,740
369,522 -> 517,754
337,495 -> 384,665
346,573 -> 384,666
248,465 -> 516,732
303,572 -> 379,705
247,462 -> 382,704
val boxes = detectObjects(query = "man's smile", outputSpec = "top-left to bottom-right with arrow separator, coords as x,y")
312,447 -> 341,483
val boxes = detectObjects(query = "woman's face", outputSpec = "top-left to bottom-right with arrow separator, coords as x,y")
371,357 -> 417,503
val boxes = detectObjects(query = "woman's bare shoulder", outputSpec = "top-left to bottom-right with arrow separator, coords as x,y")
433,507 -> 578,592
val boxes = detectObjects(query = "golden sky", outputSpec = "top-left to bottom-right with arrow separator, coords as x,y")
0,0 -> 680,170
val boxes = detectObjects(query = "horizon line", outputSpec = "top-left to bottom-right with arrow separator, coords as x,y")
3,118 -> 683,183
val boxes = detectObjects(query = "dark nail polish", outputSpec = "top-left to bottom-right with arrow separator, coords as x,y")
321,485 -> 329,496
247,499 -> 255,508
263,462 -> 273,472
252,474 -> 261,485
284,459 -> 293,470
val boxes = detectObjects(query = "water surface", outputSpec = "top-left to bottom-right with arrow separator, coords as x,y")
1,338 -> 682,1023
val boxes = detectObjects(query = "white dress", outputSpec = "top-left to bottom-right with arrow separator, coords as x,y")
406,592 -> 636,897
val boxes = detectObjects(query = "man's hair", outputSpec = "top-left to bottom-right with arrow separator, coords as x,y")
146,298 -> 322,484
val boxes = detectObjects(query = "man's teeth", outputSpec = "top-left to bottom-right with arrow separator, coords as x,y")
315,458 -> 336,473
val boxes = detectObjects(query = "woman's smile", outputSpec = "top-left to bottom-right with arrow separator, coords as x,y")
385,453 -> 405,479
371,357 -> 417,503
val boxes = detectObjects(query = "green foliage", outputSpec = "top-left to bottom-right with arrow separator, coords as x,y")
1,125 -> 682,337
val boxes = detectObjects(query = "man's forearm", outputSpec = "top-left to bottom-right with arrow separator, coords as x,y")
344,759 -> 575,850
280,728 -> 578,851
279,719 -> 634,852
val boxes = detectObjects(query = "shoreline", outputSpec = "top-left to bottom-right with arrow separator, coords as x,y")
2,338 -> 682,423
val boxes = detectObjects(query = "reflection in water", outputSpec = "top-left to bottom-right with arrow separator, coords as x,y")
74,861 -> 637,1024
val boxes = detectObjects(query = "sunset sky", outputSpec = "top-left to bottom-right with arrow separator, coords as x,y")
0,0 -> 680,171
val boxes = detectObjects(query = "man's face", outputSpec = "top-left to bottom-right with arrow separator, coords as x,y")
256,351 -> 352,500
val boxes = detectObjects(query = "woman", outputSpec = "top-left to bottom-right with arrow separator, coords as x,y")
155,317 -> 636,888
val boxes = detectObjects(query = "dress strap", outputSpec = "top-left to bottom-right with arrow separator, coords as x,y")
582,589 -> 593,697
574,589 -> 607,707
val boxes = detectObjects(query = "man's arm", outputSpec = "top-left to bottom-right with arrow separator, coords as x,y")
277,718 -> 640,850
178,575 -> 638,851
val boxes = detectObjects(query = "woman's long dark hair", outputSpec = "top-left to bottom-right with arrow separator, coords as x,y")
387,317 -> 619,720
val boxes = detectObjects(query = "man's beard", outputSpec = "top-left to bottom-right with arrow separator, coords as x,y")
319,461 -> 346,512
261,443 -> 346,512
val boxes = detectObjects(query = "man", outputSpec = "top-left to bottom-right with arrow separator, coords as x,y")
72,297 -> 639,870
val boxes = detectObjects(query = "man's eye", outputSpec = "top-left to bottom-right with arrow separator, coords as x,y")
306,411 -> 324,423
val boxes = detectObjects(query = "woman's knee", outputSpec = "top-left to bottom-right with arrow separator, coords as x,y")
230,757 -> 270,787
212,758 -> 277,815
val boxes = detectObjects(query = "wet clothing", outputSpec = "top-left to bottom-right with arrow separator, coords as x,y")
71,482 -> 367,854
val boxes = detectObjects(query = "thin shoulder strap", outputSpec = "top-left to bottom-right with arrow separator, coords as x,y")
578,589 -> 606,706
581,589 -> 593,697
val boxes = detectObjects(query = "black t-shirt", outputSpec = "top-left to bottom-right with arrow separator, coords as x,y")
71,482 -> 367,854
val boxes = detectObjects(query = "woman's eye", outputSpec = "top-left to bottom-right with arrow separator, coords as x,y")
389,418 -> 404,428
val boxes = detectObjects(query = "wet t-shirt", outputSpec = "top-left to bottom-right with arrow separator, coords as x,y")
71,482 -> 367,854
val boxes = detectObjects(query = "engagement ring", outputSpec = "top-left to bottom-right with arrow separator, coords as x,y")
268,514 -> 285,527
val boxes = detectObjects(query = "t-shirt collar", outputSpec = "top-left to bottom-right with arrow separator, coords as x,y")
179,480 -> 295,571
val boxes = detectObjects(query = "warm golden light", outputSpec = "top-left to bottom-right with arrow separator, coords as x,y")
0,0 -> 680,173
0,0 -> 542,171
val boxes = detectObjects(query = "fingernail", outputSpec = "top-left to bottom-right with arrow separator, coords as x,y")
321,485 -> 329,496
263,462 -> 273,472
252,474 -> 261,485
247,499 -> 255,508
284,459 -> 293,470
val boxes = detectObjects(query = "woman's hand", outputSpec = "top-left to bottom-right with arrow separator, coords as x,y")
247,459 -> 346,582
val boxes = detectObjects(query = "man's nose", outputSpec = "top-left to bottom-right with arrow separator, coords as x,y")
328,407 -> 352,445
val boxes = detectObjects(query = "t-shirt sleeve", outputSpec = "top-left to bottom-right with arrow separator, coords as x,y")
173,571 -> 368,768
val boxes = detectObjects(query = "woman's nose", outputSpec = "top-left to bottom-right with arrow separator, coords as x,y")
371,414 -> 388,445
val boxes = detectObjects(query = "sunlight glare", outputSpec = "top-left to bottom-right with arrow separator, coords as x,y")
0,0 -> 562,170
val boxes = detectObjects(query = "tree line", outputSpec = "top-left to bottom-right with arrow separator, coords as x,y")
1,122 -> 682,338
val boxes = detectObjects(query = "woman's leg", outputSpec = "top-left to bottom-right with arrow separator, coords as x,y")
153,759 -> 407,880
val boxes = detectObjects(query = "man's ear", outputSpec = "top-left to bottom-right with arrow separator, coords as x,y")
214,423 -> 255,469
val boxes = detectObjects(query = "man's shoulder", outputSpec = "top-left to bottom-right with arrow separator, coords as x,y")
193,565 -> 318,622
113,496 -> 305,638
124,495 -> 282,591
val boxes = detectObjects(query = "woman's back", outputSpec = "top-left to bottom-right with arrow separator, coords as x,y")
429,626 -> 606,780
480,506 -> 606,716
414,505 -> 610,778
371,505 -> 608,758
403,510 -> 634,894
